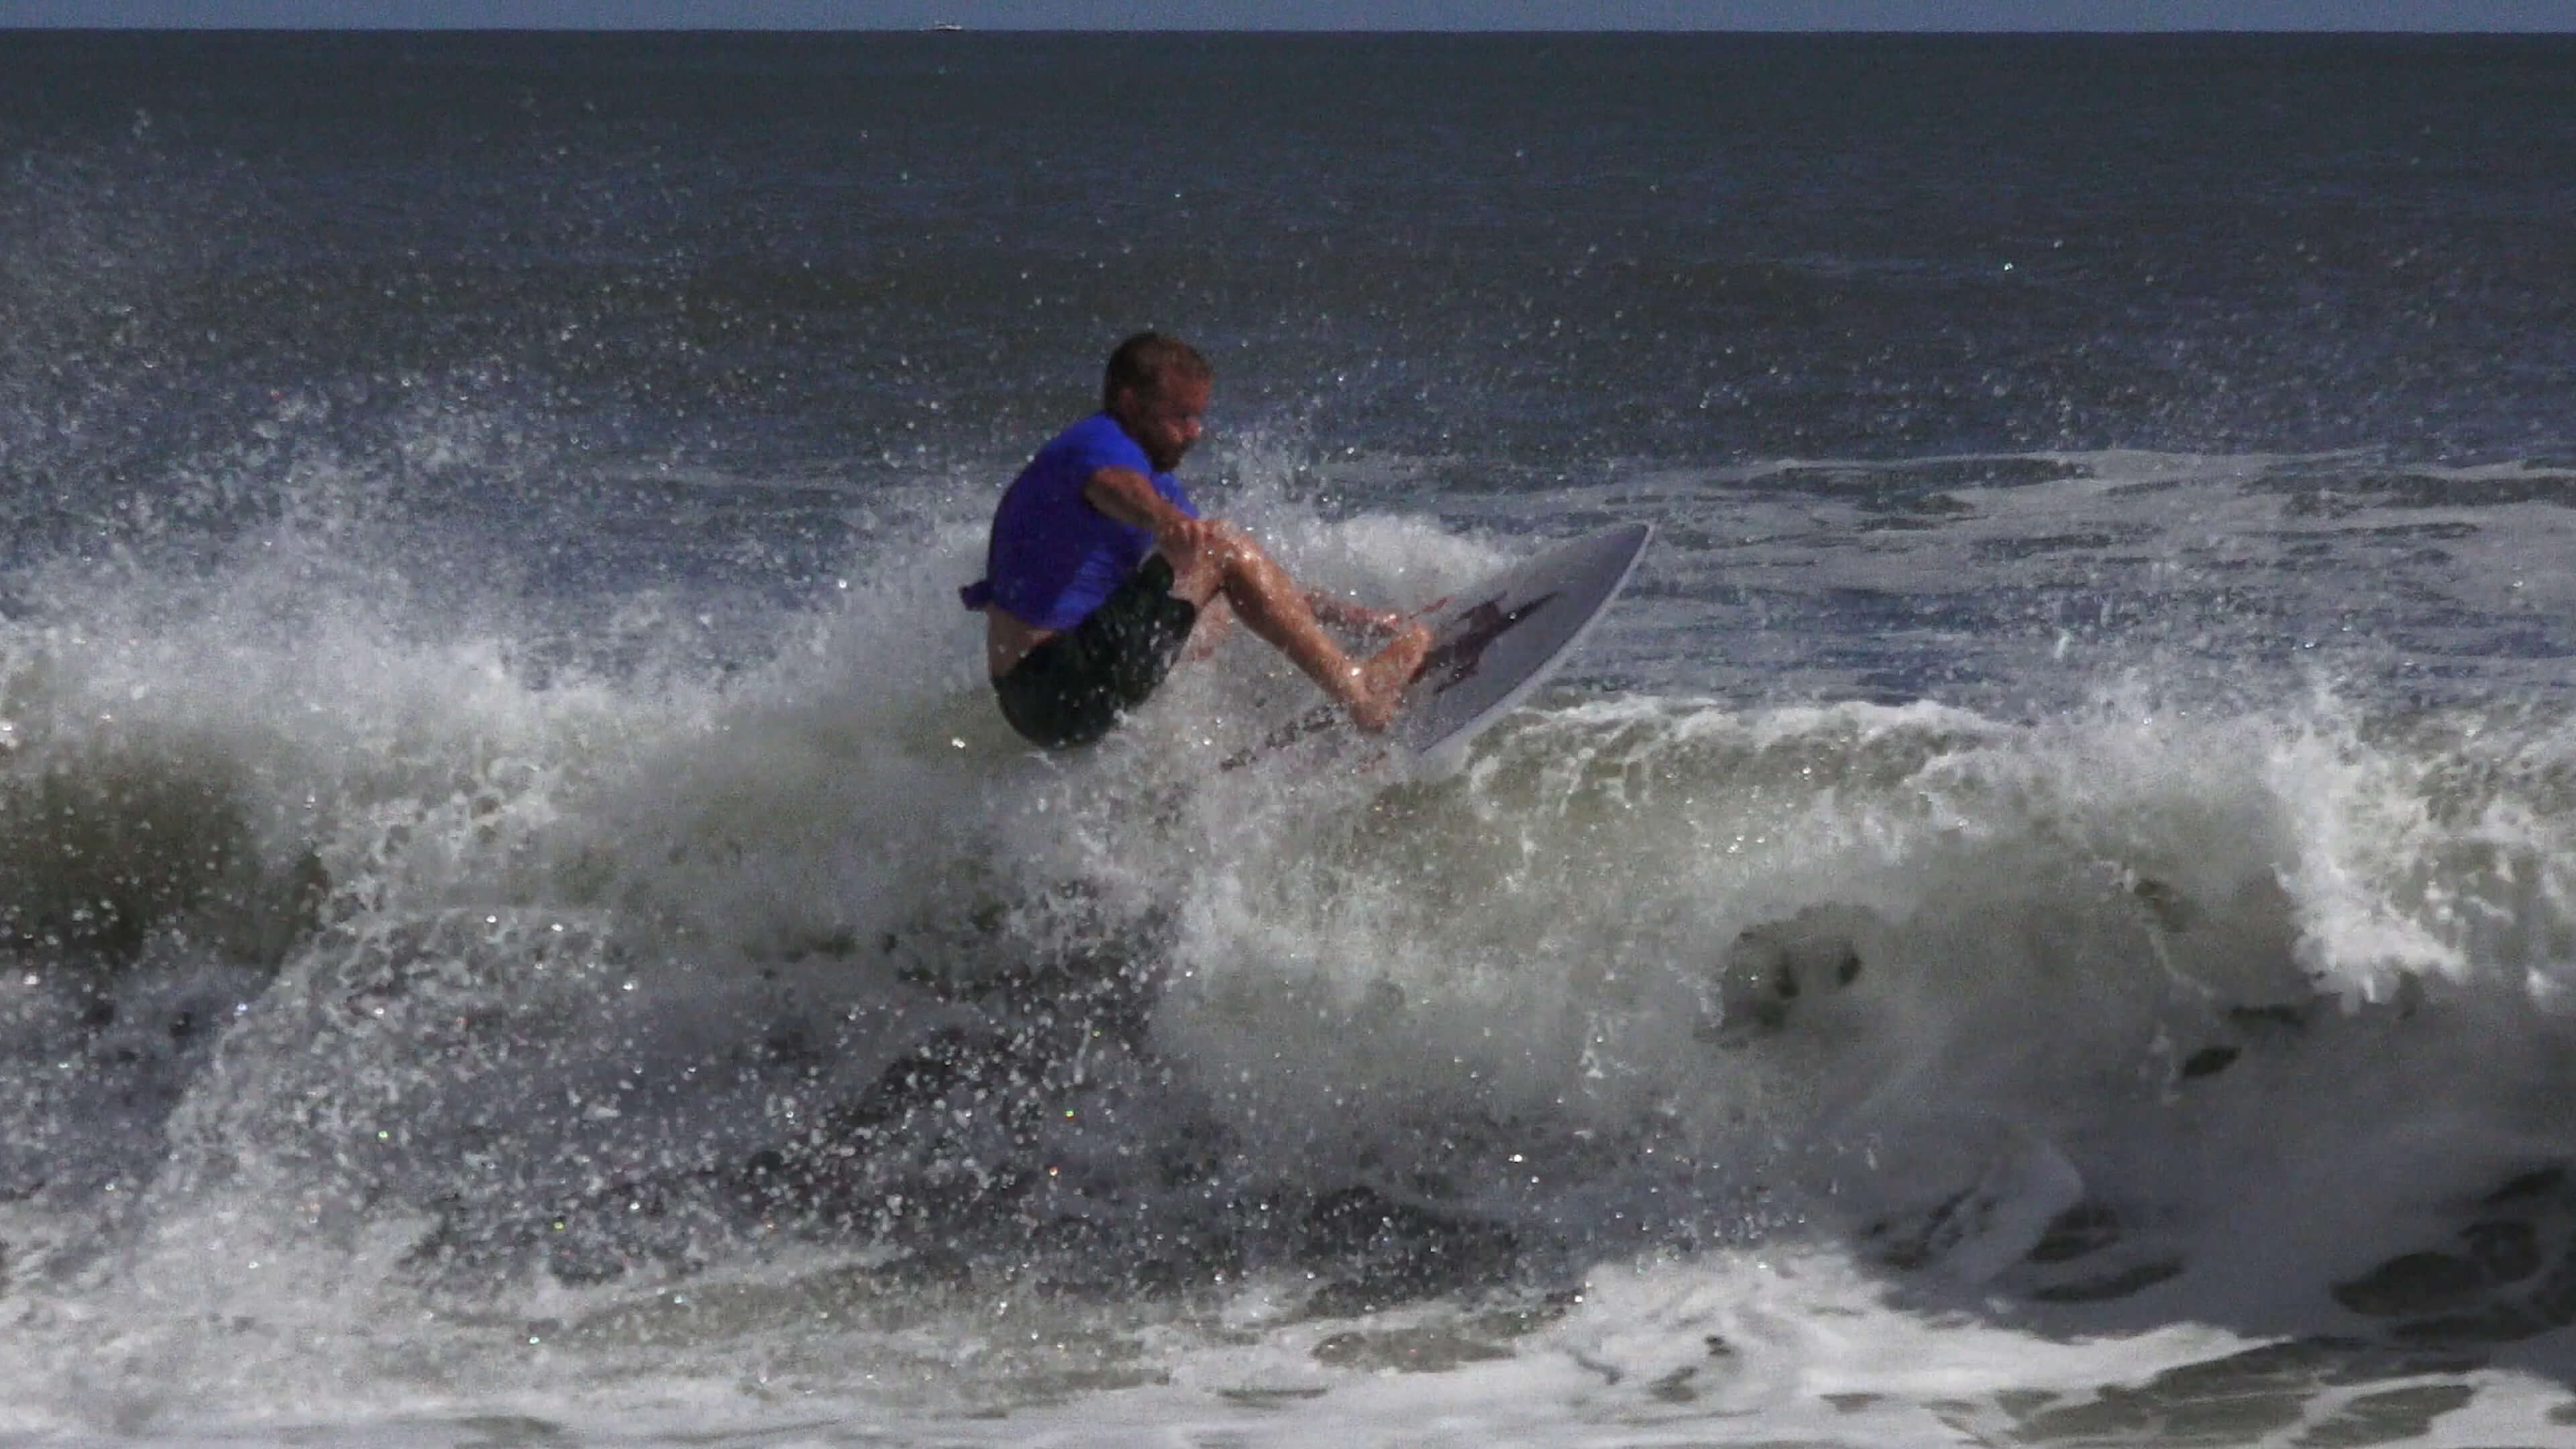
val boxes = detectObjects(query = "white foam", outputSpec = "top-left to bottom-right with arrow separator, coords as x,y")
7,441 -> 2576,1441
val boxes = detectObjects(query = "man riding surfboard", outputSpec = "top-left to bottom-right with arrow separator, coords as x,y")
962,333 -> 1430,749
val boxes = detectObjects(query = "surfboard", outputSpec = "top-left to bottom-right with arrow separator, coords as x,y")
1395,521 -> 1652,771
1224,521 -> 1652,773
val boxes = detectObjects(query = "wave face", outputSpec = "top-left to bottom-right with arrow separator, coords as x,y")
6,515 -> 2576,1434
2,28 -> 2574,1446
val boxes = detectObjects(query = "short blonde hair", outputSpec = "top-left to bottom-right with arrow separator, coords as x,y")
1103,332 -> 1212,409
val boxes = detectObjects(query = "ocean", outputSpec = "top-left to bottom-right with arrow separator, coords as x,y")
3,28 -> 2575,1446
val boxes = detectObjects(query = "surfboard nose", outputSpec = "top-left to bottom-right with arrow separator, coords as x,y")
1402,521 -> 1654,771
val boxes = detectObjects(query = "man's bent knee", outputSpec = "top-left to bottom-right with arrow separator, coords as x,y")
1157,536 -> 1225,606
1212,522 -> 1291,586
1161,520 -> 1255,604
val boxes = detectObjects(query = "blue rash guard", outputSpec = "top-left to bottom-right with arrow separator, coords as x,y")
959,412 -> 1200,631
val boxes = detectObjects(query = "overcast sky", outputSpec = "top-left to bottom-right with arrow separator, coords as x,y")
15,0 -> 2576,29
3,1 -> 2573,30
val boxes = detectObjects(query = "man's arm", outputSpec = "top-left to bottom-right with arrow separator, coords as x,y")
1083,466 -> 1197,542
1088,467 -> 1404,636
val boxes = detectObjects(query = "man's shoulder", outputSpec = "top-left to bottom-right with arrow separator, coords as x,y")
1041,412 -> 1151,474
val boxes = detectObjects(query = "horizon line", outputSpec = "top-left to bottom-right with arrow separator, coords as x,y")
7,22 -> 2573,32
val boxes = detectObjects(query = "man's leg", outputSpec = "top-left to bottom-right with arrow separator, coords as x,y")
1161,522 -> 1430,733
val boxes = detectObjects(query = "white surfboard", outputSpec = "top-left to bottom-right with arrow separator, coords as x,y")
1393,521 -> 1653,771
1224,522 -> 1650,773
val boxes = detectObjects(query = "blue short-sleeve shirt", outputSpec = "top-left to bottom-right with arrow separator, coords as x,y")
961,413 -> 1199,631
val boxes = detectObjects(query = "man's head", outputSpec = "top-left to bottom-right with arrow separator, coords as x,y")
1103,331 -> 1213,473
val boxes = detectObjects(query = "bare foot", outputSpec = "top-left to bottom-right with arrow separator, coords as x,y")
1344,622 -> 1432,734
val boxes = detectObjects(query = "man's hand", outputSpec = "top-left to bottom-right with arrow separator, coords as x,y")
1154,512 -> 1219,559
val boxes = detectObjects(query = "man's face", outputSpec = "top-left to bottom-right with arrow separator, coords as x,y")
1111,374 -> 1210,473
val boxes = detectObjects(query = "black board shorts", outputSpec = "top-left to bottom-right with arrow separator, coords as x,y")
993,555 -> 1201,749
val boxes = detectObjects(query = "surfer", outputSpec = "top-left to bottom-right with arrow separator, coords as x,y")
962,333 -> 1430,749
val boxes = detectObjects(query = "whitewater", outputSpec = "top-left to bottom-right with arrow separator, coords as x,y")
0,439 -> 2571,1444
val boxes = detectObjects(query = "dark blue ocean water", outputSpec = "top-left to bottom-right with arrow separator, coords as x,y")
7,36 -> 2571,477
3,32 -> 2576,1446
